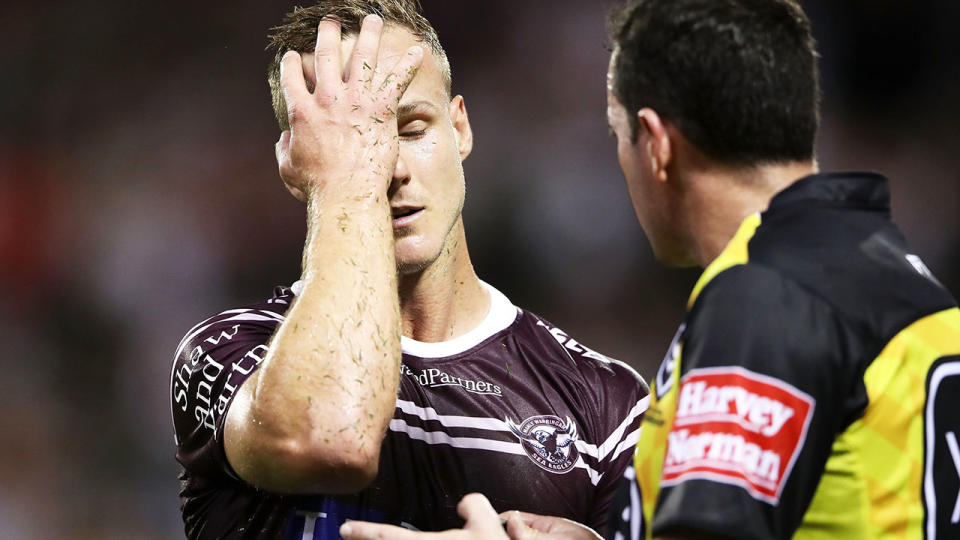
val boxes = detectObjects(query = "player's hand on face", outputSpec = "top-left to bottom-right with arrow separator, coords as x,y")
275,14 -> 424,202
339,493 -> 509,540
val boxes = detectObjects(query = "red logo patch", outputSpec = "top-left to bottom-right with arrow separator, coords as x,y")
661,366 -> 815,504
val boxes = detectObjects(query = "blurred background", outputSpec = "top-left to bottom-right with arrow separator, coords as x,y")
1,0 -> 958,537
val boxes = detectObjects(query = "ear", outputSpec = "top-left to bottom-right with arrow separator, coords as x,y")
449,95 -> 474,161
637,108 -> 671,183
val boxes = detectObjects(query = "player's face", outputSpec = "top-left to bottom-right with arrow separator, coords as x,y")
606,51 -> 688,266
301,26 -> 472,274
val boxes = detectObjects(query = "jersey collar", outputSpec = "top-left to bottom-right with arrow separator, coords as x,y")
400,281 -> 520,358
287,280 -> 520,359
767,171 -> 890,214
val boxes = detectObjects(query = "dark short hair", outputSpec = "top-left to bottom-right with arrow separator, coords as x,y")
267,0 -> 451,131
609,0 -> 820,165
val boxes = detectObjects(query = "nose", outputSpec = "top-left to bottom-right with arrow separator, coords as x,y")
388,152 -> 411,198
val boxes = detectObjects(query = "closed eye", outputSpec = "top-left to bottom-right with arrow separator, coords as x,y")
400,129 -> 426,140
400,119 -> 429,141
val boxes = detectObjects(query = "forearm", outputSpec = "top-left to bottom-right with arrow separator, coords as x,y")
227,187 -> 400,492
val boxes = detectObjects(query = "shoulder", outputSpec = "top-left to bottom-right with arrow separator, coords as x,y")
512,308 -> 649,396
684,263 -> 847,377
171,287 -> 294,422
747,206 -> 957,344
473,281 -> 646,391
173,286 -> 294,361
689,261 -> 830,330
170,286 -> 294,454
511,308 -> 650,460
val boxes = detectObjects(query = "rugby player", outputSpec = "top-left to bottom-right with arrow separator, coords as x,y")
169,1 -> 648,539
342,0 -> 960,539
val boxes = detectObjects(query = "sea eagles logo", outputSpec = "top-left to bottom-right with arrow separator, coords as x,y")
507,415 -> 579,474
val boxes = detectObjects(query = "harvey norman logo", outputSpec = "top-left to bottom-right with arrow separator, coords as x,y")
401,364 -> 502,397
662,366 -> 815,504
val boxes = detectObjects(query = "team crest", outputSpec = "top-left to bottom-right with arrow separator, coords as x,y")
507,415 -> 579,473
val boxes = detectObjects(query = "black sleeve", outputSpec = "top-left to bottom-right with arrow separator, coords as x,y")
606,462 -> 643,540
171,307 -> 282,479
652,264 -> 861,540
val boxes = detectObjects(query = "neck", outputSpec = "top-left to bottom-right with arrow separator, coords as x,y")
685,160 -> 817,267
397,219 -> 489,342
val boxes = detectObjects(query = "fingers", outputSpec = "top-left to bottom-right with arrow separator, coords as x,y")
504,513 -> 541,540
280,52 -> 309,122
382,45 -> 424,104
340,521 -> 422,540
340,521 -> 469,540
456,493 -> 498,524
500,511 -> 602,540
456,494 -> 509,538
348,14 -> 384,84
499,511 -> 539,529
340,497 -> 507,540
313,18 -> 343,88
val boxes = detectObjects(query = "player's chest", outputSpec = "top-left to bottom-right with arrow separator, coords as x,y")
383,358 -> 598,517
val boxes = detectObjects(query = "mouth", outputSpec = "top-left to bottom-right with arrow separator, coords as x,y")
391,206 -> 424,228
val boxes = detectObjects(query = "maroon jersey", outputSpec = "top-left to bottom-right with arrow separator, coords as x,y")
171,282 -> 648,539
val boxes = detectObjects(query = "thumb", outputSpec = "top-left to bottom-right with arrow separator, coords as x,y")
275,130 -> 292,165
505,511 -> 540,540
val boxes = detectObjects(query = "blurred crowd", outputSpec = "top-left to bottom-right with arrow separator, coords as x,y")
1,0 -> 958,537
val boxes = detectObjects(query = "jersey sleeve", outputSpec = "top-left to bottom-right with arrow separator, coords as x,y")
585,361 -> 650,537
651,264 -> 862,539
170,307 -> 284,479
527,313 -> 651,537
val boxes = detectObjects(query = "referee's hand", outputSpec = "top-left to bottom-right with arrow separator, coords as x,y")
339,493 -> 602,540
275,14 -> 423,203
500,509 -> 602,540
340,493 -> 508,540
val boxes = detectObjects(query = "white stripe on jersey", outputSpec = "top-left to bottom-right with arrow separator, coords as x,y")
573,456 -> 604,486
396,399 -> 510,431
577,395 -> 649,463
388,418 -> 605,486
388,419 -> 524,454
613,427 -> 641,460
396,396 -> 645,473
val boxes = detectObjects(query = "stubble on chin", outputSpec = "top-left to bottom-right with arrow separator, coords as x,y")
396,257 -> 432,275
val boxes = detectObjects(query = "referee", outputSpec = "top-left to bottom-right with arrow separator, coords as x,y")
342,0 -> 960,539
605,0 -> 960,538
